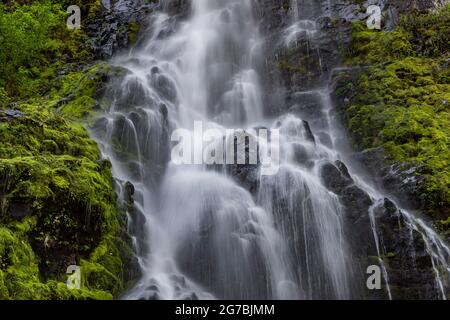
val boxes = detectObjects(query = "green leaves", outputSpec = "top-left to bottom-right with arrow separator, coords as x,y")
0,1 -> 96,99
0,1 -> 63,96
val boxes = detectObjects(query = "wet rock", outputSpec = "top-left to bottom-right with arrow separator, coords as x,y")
352,147 -> 427,211
181,292 -> 199,300
320,159 -> 375,223
316,131 -> 333,148
335,160 -> 352,180
225,131 -> 261,195
146,292 -> 160,300
302,120 -> 315,143
88,0 -> 159,59
372,198 -> 443,299
124,181 -> 135,205
320,161 -> 353,194
148,73 -> 177,103
146,284 -> 159,292
159,104 -> 169,121
9,201 -> 34,220
170,274 -> 188,288
340,185 -> 373,222
116,78 -> 149,109
292,143 -> 313,167
227,163 -> 260,195
123,180 -> 147,257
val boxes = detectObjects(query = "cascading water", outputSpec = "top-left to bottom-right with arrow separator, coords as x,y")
91,0 -> 450,300
283,0 -> 450,300
94,0 -> 303,300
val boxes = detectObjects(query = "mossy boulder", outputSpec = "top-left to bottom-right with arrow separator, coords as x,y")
50,62 -> 129,121
0,103 -> 133,299
0,0 -> 139,300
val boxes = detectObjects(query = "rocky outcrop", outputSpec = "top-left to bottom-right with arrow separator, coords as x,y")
87,0 -> 159,58
319,160 -> 383,298
372,199 -> 444,299
330,68 -> 428,212
319,158 -> 447,299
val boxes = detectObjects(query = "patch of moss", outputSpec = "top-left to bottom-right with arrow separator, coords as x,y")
0,103 -> 132,299
128,22 -> 141,44
48,62 -> 128,122
0,0 -> 137,300
341,6 -> 450,219
0,1 -> 101,99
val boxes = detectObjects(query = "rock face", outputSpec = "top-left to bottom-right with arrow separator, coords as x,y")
87,0 -> 159,58
330,69 -> 428,213
382,0 -> 450,29
319,160 -> 384,298
318,159 -> 447,299
326,1 -> 450,299
372,199 -> 444,299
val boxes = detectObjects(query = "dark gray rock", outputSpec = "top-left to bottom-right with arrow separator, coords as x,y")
351,147 -> 427,212
292,143 -> 313,167
302,120 -> 316,143
320,160 -> 354,194
9,202 -> 34,220
87,0 -> 159,58
0,109 -> 24,122
373,198 -> 443,299
225,131 -> 262,195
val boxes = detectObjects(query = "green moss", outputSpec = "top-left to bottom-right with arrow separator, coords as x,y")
437,217 -> 450,239
0,1 -> 100,99
0,0 -> 136,300
342,5 -> 450,219
128,22 -> 141,44
0,103 -> 132,299
347,23 -> 413,65
48,63 -> 128,122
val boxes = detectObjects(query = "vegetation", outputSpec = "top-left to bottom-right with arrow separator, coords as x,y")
0,1 -> 134,299
0,0 -> 101,100
0,103 -> 134,299
341,6 -> 450,227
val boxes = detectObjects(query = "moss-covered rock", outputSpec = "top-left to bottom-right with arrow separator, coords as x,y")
336,5 -> 450,222
0,102 -> 133,299
0,0 -> 141,300
49,62 -> 128,121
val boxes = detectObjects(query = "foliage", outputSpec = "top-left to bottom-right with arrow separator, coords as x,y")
0,0 -> 145,301
0,103 -> 131,299
0,0 -> 98,99
342,6 -> 450,220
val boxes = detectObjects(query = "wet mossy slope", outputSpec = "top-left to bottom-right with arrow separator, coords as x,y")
0,105 -> 129,299
335,5 -> 449,232
0,1 -> 136,299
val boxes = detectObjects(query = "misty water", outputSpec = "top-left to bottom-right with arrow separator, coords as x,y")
91,0 -> 450,300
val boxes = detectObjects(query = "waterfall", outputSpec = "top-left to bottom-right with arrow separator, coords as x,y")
281,0 -> 450,300
94,0 -> 302,300
90,0 -> 450,300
